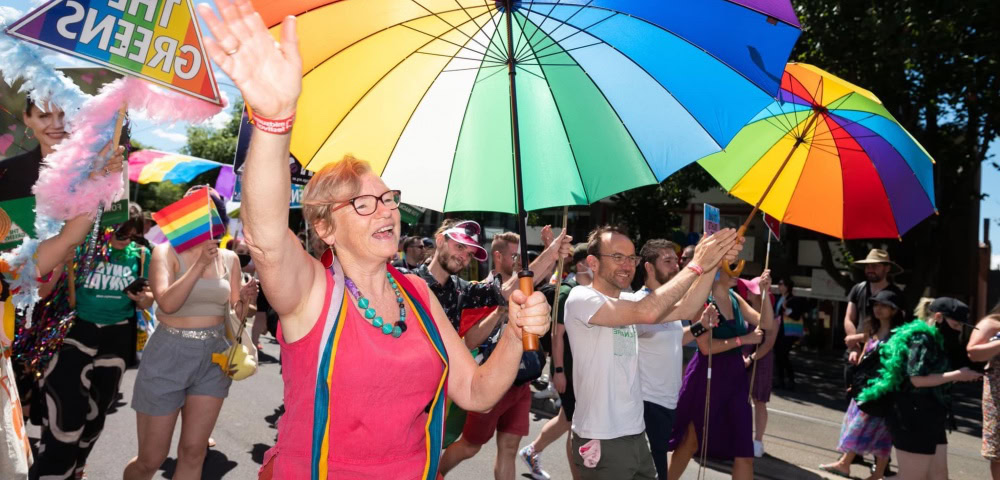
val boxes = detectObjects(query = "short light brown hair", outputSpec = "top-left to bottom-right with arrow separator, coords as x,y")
639,239 -> 679,265
586,225 -> 629,257
490,232 -> 520,255
302,155 -> 371,235
434,218 -> 466,237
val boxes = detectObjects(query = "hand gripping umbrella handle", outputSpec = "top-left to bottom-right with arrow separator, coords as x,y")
519,272 -> 539,351
720,225 -> 747,277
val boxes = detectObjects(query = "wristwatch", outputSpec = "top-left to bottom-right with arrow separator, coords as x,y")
554,367 -> 565,373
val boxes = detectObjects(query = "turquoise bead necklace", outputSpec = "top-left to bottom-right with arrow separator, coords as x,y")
344,273 -> 407,338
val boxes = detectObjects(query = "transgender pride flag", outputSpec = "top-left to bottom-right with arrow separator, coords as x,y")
152,189 -> 226,253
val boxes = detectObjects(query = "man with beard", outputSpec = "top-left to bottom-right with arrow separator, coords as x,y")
439,229 -> 571,480
841,248 -> 903,476
634,239 -> 714,480
844,249 -> 904,358
564,227 -> 740,479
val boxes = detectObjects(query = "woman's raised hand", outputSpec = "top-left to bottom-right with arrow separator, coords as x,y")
197,0 -> 301,119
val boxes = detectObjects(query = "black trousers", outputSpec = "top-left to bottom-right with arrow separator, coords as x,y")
774,337 -> 797,385
31,318 -> 132,480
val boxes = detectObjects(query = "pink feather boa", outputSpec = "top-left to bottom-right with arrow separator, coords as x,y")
33,77 -> 225,220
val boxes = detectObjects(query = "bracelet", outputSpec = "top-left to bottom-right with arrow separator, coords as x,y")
690,323 -> 707,338
250,110 -> 295,135
554,367 -> 564,373
736,336 -> 743,347
686,264 -> 704,276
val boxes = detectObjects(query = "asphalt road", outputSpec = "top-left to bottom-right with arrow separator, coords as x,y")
26,340 -> 993,479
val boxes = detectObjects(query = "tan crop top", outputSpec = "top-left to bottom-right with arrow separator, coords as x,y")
155,248 -> 233,318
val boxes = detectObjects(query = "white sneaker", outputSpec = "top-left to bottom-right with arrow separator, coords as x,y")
753,439 -> 764,458
518,444 -> 551,480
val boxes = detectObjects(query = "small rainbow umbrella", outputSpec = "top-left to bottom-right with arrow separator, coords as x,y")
699,62 -> 935,245
129,150 -> 237,198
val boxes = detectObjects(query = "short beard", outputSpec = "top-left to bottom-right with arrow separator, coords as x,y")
865,272 -> 885,282
440,251 -> 466,275
655,269 -> 675,286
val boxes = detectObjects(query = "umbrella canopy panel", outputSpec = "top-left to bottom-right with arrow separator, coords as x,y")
252,0 -> 800,213
699,63 -> 936,239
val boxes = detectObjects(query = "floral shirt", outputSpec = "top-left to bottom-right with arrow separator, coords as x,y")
904,330 -> 950,405
405,264 -> 502,331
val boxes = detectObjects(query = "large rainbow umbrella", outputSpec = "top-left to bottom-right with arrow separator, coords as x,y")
251,0 -> 801,214
699,63 -> 936,240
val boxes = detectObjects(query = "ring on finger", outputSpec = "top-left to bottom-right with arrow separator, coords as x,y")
225,44 -> 240,55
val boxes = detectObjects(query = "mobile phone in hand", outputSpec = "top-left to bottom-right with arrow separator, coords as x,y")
123,277 -> 149,295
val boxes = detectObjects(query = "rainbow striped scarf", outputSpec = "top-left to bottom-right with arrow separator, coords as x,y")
310,261 -> 449,480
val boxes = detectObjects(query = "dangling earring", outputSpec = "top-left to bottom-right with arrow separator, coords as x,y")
321,246 -> 335,269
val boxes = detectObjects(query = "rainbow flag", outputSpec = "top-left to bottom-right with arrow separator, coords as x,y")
152,189 -> 225,253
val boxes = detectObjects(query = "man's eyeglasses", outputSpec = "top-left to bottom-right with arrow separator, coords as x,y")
597,253 -> 642,266
333,190 -> 402,216
113,230 -> 134,241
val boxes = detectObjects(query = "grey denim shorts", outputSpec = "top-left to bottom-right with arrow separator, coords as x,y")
131,324 -> 232,416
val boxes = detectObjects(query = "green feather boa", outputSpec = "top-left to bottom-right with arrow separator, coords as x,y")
857,319 -> 944,404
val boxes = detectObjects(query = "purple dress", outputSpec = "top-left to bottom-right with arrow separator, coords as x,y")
667,291 -> 754,460
744,313 -> 778,403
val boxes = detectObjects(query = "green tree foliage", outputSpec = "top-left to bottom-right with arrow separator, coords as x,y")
793,0 -> 999,303
181,100 -> 243,164
610,164 -> 716,246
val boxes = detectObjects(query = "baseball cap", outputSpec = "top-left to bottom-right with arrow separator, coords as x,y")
929,297 -> 971,325
442,220 -> 488,262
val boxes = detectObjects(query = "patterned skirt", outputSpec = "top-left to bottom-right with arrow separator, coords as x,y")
983,361 -> 1000,460
837,399 -> 892,458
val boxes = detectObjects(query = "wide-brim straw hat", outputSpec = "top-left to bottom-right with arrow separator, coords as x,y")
853,248 -> 903,274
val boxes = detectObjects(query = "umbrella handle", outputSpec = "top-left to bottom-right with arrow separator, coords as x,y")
719,225 -> 747,277
519,272 -> 539,351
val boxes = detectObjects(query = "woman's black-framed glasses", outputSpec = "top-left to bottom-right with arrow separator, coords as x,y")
332,190 -> 402,216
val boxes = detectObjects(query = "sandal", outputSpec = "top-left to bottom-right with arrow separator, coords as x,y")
819,464 -> 852,478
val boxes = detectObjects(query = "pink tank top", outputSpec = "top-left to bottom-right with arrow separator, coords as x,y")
267,270 -> 445,479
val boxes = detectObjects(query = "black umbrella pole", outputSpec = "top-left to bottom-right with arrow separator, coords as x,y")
504,1 -> 538,351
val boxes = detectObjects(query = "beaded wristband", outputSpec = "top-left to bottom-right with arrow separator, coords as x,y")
686,263 -> 704,276
250,111 -> 295,135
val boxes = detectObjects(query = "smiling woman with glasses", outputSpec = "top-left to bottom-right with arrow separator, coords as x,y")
195,3 -> 552,477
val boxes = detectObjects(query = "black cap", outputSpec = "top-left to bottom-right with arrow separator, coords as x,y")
929,297 -> 971,325
422,237 -> 434,248
871,289 -> 901,311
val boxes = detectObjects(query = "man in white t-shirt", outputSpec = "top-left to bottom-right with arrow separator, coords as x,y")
564,226 -> 740,479
633,239 -> 716,480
